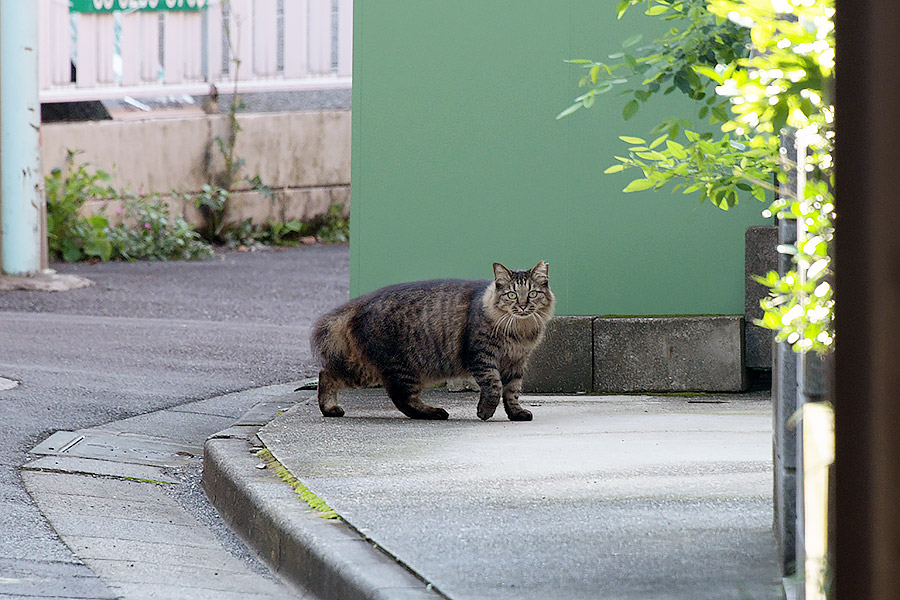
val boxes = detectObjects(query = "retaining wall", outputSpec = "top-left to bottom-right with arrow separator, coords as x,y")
40,110 -> 351,227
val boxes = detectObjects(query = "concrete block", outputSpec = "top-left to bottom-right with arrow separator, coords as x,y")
523,316 -> 593,393
41,110 -> 351,196
233,111 -> 352,189
593,316 -> 747,392
42,117 -> 213,193
223,190 -> 280,225
745,226 -> 778,369
281,185 -> 350,222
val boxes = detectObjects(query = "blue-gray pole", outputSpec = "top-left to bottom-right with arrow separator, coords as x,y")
1,0 -> 44,275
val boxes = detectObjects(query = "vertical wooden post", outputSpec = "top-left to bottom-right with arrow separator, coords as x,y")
834,1 -> 900,598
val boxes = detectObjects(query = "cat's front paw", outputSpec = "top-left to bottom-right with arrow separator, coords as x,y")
506,406 -> 533,421
477,399 -> 499,421
321,405 -> 345,417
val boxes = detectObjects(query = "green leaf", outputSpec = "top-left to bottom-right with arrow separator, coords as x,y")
667,122 -> 681,140
555,103 -> 582,120
622,34 -> 643,48
622,100 -> 639,120
636,151 -> 667,161
62,242 -> 84,263
622,178 -> 655,193
646,5 -> 669,16
618,135 -> 646,145
649,134 -> 668,149
692,64 -> 723,84
665,140 -> 688,159
604,164 -> 626,174
697,140 -> 718,155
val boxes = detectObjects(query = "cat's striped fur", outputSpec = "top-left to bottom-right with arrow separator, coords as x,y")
310,261 -> 555,420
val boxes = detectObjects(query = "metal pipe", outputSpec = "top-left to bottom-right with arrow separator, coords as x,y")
0,0 -> 43,275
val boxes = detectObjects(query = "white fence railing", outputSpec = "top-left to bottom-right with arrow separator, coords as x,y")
39,0 -> 352,103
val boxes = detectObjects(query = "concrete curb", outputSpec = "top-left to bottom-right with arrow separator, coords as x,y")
202,391 -> 444,600
0,272 -> 93,292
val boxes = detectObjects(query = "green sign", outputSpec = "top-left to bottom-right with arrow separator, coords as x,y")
70,0 -> 208,12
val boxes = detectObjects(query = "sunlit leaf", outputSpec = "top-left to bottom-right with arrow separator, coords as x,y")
622,178 -> 655,192
619,135 -> 646,145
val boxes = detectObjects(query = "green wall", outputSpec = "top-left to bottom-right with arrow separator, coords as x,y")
350,1 -> 770,316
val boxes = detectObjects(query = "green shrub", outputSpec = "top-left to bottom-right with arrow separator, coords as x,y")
45,150 -> 115,262
308,203 -> 349,243
45,151 -> 213,263
107,194 -> 213,261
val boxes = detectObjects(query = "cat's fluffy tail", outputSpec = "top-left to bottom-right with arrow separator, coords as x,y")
310,306 -> 380,387
310,308 -> 354,368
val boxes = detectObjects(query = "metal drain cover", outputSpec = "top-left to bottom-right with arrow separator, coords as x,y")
31,430 -> 201,468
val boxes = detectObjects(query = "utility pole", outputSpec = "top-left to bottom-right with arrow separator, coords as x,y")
1,0 -> 44,276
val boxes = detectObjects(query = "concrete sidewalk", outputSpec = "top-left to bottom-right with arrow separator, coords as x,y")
205,386 -> 781,600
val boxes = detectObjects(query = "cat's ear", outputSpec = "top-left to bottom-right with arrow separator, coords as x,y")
493,263 -> 514,286
530,261 -> 549,284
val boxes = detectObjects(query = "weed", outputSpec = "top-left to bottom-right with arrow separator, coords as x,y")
256,448 -> 339,519
307,203 -> 349,243
45,150 -> 115,262
259,219 -> 303,246
186,184 -> 230,243
45,150 -> 213,263
107,193 -> 213,261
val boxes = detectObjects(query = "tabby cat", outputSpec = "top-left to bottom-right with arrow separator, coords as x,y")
310,261 -> 555,421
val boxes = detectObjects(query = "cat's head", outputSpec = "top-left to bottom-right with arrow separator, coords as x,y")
491,261 -> 555,321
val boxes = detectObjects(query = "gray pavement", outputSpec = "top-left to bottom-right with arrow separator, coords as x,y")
255,389 -> 781,600
0,245 -> 782,599
0,246 -> 347,598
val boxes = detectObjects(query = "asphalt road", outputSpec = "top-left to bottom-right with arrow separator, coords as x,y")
0,245 -> 349,598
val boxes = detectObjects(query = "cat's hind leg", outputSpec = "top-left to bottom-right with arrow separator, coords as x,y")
383,373 -> 449,420
317,369 -> 345,417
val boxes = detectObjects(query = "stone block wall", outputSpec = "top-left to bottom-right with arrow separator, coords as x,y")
523,315 -> 748,394
41,110 -> 351,228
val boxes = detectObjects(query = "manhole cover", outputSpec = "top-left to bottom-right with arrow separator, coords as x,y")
31,430 -> 201,468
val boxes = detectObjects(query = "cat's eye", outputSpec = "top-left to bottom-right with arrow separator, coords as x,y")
505,292 -> 517,300
528,291 -> 538,298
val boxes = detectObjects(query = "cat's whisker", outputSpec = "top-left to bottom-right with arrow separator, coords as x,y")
493,313 -> 511,336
